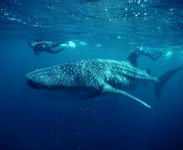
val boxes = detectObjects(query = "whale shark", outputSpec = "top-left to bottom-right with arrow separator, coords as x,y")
26,59 -> 183,108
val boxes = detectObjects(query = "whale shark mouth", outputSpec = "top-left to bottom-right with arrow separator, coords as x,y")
27,79 -> 41,90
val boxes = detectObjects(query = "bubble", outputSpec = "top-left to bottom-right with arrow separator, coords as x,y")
95,44 -> 102,48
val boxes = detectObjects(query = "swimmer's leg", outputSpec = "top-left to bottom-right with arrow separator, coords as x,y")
50,42 -> 64,48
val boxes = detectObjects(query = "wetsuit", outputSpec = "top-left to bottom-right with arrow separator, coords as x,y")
29,41 -> 65,55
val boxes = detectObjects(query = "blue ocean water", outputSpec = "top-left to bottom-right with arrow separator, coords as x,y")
0,0 -> 183,150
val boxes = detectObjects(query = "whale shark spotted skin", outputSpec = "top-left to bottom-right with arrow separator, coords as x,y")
26,59 -> 183,108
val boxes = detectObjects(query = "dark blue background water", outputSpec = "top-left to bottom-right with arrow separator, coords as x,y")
0,0 -> 183,150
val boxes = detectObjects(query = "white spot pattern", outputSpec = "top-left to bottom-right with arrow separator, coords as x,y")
26,59 -> 157,91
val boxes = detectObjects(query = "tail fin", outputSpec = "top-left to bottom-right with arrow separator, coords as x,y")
154,65 -> 183,100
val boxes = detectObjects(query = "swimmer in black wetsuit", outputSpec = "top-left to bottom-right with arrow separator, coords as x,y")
127,48 -> 165,67
28,41 -> 69,55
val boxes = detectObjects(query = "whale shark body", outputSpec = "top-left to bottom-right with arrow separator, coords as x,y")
26,59 -> 183,108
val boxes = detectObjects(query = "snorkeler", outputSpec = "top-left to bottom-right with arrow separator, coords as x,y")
28,41 -> 74,55
127,48 -> 165,66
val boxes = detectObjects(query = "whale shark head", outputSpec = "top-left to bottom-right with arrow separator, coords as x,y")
26,63 -> 103,99
26,66 -> 61,89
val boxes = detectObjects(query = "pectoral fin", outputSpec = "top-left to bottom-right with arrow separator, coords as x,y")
103,84 -> 151,108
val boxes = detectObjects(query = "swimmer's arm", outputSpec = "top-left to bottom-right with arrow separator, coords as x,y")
47,48 -> 65,53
